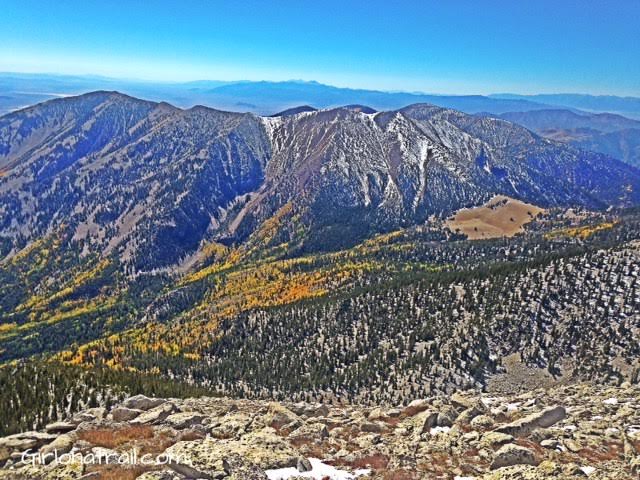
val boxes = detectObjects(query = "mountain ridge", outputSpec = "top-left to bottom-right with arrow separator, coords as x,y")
2,92 -> 640,268
0,72 -> 569,117
493,109 -> 640,168
491,93 -> 640,119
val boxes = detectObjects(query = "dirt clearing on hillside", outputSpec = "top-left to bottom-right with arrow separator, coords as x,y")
446,195 -> 545,239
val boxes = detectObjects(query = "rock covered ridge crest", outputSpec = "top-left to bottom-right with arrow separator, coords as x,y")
1,383 -> 639,479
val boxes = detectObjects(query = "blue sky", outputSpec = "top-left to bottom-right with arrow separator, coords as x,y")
1,0 -> 639,95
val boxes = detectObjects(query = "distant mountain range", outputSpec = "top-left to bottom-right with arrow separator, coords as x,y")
3,72 -> 640,119
491,93 -> 640,119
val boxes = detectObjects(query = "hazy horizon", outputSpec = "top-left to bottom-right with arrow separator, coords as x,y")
3,71 -> 640,101
2,1 -> 639,97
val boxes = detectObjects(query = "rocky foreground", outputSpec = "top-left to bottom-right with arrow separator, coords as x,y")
1,383 -> 639,480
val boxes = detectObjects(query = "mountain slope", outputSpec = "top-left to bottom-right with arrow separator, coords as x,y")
1,93 -> 640,416
2,94 -> 640,263
3,379 -> 639,478
491,93 -> 640,119
497,109 -> 640,133
575,128 -> 640,169
0,92 -> 271,270
495,109 -> 640,168
222,104 -> 640,251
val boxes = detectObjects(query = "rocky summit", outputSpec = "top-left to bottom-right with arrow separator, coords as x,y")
1,382 -> 639,480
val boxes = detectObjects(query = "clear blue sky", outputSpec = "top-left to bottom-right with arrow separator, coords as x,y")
1,0 -> 639,95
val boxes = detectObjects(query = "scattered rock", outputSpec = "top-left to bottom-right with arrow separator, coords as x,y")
0,432 -> 57,451
136,470 -> 184,480
164,412 -> 205,429
44,422 -> 76,434
289,403 -> 330,419
456,401 -> 487,425
411,409 -> 439,435
209,412 -> 254,439
110,407 -> 143,422
563,438 -> 582,453
436,406 -> 458,427
71,407 -> 106,424
1,383 -> 638,479
297,456 -> 312,472
223,454 -> 269,479
122,395 -> 166,411
451,391 -> 477,410
131,402 -> 177,425
0,437 -> 38,452
288,422 -> 328,442
481,431 -> 514,448
39,433 -> 76,460
491,444 -> 538,469
367,407 -> 386,421
495,406 -> 566,437
403,398 -> 430,416
471,414 -> 495,430
539,439 -> 559,449
359,421 -> 386,433
164,428 -> 299,477
264,403 -> 300,431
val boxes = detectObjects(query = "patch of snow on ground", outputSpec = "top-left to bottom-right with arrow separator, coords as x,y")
603,397 -> 618,405
265,458 -> 370,480
580,466 -> 596,476
430,426 -> 451,435
260,116 -> 284,143
454,477 -> 477,480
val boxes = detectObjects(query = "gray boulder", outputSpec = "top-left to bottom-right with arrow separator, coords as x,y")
495,406 -> 566,437
131,403 -> 177,425
490,444 -> 538,469
111,407 -> 144,422
44,422 -> 76,434
297,456 -> 313,472
71,407 -> 106,424
165,412 -> 205,430
39,433 -> 76,461
122,395 -> 167,411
